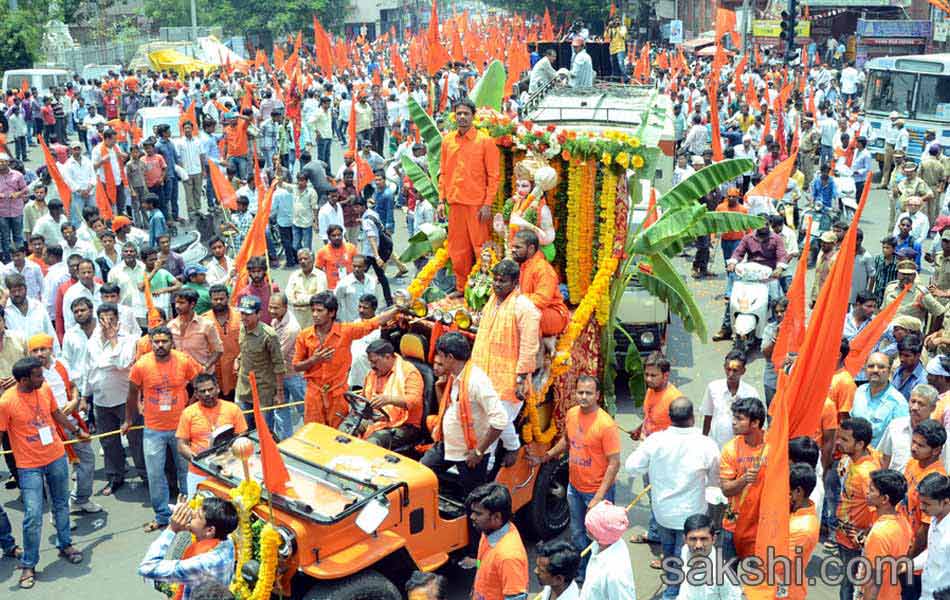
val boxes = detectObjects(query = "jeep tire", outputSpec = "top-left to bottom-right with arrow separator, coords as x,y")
302,569 -> 401,600
521,456 -> 570,540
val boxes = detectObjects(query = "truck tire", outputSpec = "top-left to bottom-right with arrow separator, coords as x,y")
521,456 -> 570,540
301,570 -> 401,600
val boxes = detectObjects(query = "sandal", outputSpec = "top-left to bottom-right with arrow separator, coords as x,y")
650,558 -> 663,569
58,546 -> 83,564
99,479 -> 123,496
629,532 -> 659,544
19,569 -> 35,589
2,544 -> 22,559
143,521 -> 163,533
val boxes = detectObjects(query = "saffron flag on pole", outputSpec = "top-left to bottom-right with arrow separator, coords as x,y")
230,181 -> 277,305
715,8 -> 741,47
426,0 -> 451,76
708,81 -> 724,162
37,135 -> 73,217
94,178 -> 114,221
207,161 -> 238,210
745,151 -> 797,201
313,17 -> 334,77
844,285 -> 910,376
249,372 -> 291,495
143,271 -> 162,328
542,8 -> 555,40
771,217 -> 811,371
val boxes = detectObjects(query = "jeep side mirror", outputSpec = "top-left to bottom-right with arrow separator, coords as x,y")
355,496 -> 390,535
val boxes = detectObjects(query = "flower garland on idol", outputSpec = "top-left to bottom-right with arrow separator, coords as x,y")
407,247 -> 449,300
596,167 -> 618,326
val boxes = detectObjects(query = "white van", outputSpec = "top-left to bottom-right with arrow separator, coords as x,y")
134,106 -> 183,140
1,69 -> 71,98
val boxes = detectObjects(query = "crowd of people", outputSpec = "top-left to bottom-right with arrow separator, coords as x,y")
0,12 -> 949,600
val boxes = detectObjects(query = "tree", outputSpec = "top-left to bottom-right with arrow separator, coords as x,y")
0,5 -> 44,72
141,0 -> 350,36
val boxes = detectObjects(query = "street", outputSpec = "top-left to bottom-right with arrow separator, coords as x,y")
0,132 -> 897,597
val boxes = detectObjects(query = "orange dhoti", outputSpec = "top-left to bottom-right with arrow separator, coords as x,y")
303,380 -> 346,428
539,306 -> 569,336
447,203 -> 490,292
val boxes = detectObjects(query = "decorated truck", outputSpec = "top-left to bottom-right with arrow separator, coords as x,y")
178,62 -> 762,600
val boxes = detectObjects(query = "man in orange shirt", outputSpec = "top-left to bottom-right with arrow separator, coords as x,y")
720,396 -> 766,563
292,291 -> 398,427
340,338 -> 424,449
862,469 -> 914,600
635,351 -> 683,440
785,463 -> 821,600
538,376 -> 620,572
0,357 -> 89,586
830,338 -> 857,422
438,98 -> 500,294
468,483 -> 529,600
835,417 -> 882,600
203,284 -> 240,400
511,230 -> 569,355
222,112 -> 251,180
903,419 -> 947,596
122,326 -> 203,532
315,225 -> 357,291
176,373 -> 247,495
715,187 -> 749,270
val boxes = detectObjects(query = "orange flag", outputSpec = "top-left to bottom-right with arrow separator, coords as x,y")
231,182 -> 277,304
208,161 -> 238,210
771,218 -> 811,371
715,8 -> 740,47
313,17 -> 334,76
760,109 -> 771,146
249,372 -> 291,495
426,0 -> 452,76
610,3 -> 617,16
450,25 -> 464,63
143,271 -> 162,328
391,44 -> 407,82
642,188 -> 658,229
179,102 -> 197,134
708,82 -> 724,162
754,45 -> 763,67
37,135 -> 73,217
845,285 -> 910,376
94,178 -> 114,221
541,8 -> 554,40
746,151 -> 797,201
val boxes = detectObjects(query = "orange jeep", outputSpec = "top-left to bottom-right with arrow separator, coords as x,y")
191,332 -> 569,599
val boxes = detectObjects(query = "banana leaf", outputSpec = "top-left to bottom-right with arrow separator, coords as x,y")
624,339 -> 646,408
470,60 -> 507,111
685,211 -> 767,238
636,252 -> 708,342
408,96 -> 442,184
401,155 -> 439,207
658,158 -> 755,211
629,203 -> 705,256
399,223 -> 447,263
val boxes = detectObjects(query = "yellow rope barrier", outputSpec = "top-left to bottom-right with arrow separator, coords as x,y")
0,401 -> 307,456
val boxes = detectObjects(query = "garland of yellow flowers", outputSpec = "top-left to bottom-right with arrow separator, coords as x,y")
247,524 -> 281,600
407,247 -> 449,300
467,246 -> 498,281
564,159 -> 583,303
576,161 -> 597,298
521,379 -> 559,444
229,480 -> 262,599
596,167 -> 618,325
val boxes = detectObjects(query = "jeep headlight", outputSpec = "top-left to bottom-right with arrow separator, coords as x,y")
453,310 -> 472,330
276,525 -> 296,560
639,331 -> 655,347
196,489 -> 215,500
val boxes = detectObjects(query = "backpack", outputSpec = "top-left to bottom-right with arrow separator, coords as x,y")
365,213 -> 393,261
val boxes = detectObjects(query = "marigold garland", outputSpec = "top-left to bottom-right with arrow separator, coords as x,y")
407,247 -> 449,300
229,480 -> 262,599
564,159 -> 583,303
521,381 -> 559,444
596,168 -> 618,325
576,161 -> 597,297
245,524 -> 281,600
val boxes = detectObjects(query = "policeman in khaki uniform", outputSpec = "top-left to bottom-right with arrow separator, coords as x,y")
927,229 -> 950,307
893,162 -> 935,219
798,114 -> 821,186
882,259 -> 945,327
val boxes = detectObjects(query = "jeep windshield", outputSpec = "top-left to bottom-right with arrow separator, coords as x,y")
193,432 -> 388,522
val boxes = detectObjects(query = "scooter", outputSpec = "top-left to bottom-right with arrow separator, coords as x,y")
729,261 -> 773,354
835,164 -> 858,223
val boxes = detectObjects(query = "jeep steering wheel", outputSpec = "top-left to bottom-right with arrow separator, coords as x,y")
343,391 -> 389,423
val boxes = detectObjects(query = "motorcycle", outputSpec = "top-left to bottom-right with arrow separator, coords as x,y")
835,164 -> 858,223
729,261 -> 774,354
799,201 -> 841,267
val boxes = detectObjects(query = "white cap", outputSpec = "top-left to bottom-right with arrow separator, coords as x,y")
0,153 -> 10,161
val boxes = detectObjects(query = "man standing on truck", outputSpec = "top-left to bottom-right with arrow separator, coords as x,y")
438,98 -> 500,295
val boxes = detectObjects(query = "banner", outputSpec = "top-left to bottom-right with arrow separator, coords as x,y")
751,20 -> 811,38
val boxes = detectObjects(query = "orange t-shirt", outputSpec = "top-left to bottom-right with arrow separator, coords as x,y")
715,201 -> 750,241
862,513 -> 913,600
642,383 -> 682,437
124,76 -> 139,93
129,350 -> 203,431
829,368 -> 857,421
176,401 -> 248,474
0,384 -> 66,468
932,393 -> 950,423
28,255 -> 48,276
564,406 -> 621,494
473,524 -> 529,600
786,502 -> 820,600
315,242 -> 357,290
224,120 -> 250,158
810,397 -> 838,446
720,435 -> 765,533
902,458 -> 947,532
835,452 -> 882,549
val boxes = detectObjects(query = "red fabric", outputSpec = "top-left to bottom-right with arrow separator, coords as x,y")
38,135 -> 73,217
426,0 -> 452,76
249,372 -> 291,495
846,283 -> 909,376
771,224 -> 811,370
208,161 -> 237,210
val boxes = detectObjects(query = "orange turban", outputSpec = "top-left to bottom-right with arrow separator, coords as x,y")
28,333 -> 54,351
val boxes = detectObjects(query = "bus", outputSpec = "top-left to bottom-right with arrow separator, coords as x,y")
863,53 -> 950,162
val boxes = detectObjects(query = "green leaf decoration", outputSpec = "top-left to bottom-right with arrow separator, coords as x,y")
686,212 -> 766,238
635,253 -> 708,342
470,60 -> 507,111
630,204 -> 705,256
408,96 -> 442,184
623,341 -> 646,408
401,155 -> 439,207
398,223 -> 446,263
658,158 -> 755,210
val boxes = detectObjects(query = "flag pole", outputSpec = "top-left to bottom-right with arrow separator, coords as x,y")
579,484 -> 652,557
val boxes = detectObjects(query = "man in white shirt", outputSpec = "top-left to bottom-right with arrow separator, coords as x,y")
840,62 -> 859,102
32,200 -> 69,250
879,383 -> 939,473
4,272 -> 58,352
175,121 -> 206,219
107,242 -> 147,325
673,513 -> 743,600
893,196 -> 931,243
62,259 -> 102,331
285,249 -> 326,328
918,473 -> 950,600
529,49 -> 559,95
335,255 -> 379,322
60,141 -> 96,228
626,398 -> 720,599
317,191 -> 345,245
701,350 -> 761,448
